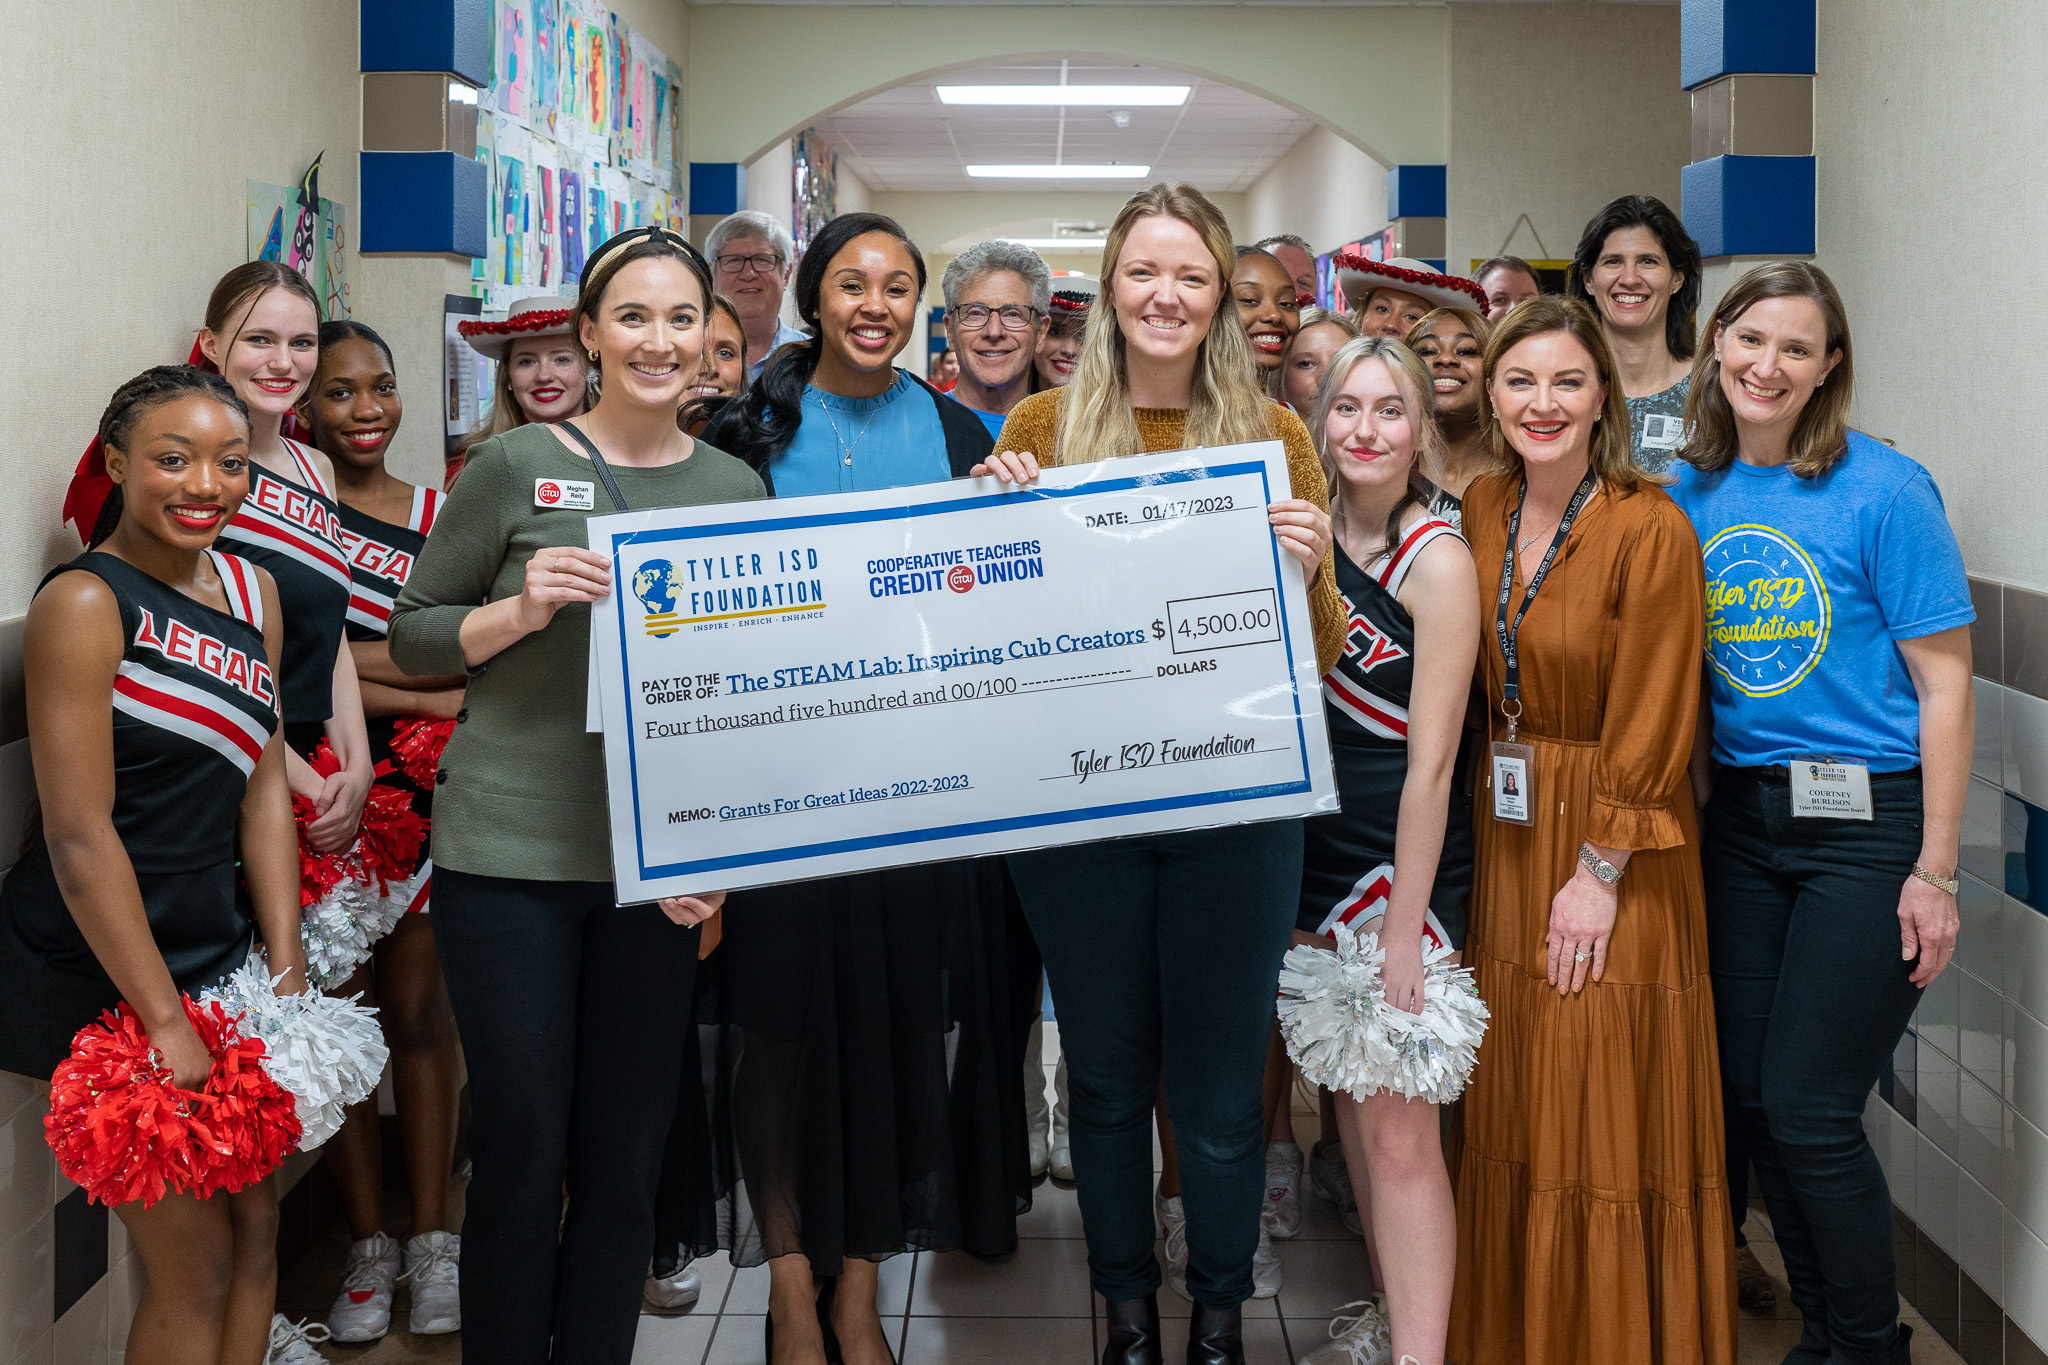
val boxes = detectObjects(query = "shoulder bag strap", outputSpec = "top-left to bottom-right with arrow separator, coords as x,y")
552,422 -> 631,512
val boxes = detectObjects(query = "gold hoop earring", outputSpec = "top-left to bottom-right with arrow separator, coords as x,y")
588,349 -> 599,362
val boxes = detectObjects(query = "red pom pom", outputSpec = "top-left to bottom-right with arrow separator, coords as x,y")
45,997 -> 301,1207
294,742 -> 429,902
389,716 -> 454,790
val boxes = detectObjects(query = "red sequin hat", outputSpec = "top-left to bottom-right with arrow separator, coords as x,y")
457,296 -> 577,361
1333,255 -> 1487,315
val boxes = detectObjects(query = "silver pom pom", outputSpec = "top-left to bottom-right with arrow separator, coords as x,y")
1276,926 -> 1490,1104
202,953 -> 389,1151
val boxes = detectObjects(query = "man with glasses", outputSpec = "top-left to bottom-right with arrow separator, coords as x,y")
705,209 -> 809,381
938,240 -> 1052,439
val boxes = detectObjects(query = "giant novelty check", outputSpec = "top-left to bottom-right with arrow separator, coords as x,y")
586,441 -> 1338,900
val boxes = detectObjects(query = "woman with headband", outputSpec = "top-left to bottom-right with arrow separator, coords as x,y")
388,226 -> 762,1365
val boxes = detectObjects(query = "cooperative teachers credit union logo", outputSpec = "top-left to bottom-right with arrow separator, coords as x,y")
1699,524 -> 1831,697
634,560 -> 685,637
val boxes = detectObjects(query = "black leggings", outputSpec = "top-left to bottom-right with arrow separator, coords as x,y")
433,869 -> 701,1365
1702,767 -> 1925,1356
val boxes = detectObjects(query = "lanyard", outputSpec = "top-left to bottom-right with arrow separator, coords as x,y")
1494,469 -> 1597,733
552,421 -> 632,512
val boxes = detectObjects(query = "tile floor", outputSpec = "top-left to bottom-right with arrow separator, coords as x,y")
281,1024 -> 1966,1365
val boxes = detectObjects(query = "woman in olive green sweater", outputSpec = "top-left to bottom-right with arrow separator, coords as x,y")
388,228 -> 761,1365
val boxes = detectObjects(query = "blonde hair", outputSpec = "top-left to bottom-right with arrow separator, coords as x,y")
1681,261 -> 1853,479
462,333 -> 594,451
1480,294 -> 1647,494
1310,336 -> 1442,561
1051,183 -> 1277,466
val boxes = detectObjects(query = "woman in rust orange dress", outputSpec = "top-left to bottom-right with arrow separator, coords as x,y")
1447,295 -> 1735,1365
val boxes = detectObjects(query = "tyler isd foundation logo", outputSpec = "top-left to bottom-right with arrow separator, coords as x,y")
633,559 -> 684,638
1699,524 -> 1831,698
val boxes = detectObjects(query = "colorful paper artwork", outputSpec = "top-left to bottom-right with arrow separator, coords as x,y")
246,179 -> 349,321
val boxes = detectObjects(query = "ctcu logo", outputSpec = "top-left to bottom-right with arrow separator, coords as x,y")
536,480 -> 562,505
947,565 -> 975,593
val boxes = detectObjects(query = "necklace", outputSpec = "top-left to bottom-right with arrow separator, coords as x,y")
1517,516 -> 1562,556
813,389 -> 879,468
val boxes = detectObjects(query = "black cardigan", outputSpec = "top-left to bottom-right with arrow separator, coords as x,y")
702,368 -> 994,496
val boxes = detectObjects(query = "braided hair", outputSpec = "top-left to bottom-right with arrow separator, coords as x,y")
89,366 -> 248,547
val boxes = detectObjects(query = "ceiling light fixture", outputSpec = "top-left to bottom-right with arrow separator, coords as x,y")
966,164 -> 1150,179
938,85 -> 1189,107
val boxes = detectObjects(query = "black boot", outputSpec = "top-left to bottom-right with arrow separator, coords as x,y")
1781,1317 -> 1829,1365
1101,1293 -> 1163,1365
1827,1322 -> 1913,1364
1187,1302 -> 1243,1365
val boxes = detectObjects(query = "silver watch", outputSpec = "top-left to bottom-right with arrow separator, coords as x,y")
1579,843 -> 1623,885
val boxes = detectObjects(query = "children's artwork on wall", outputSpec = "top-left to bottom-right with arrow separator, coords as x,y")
562,168 -> 585,280
496,0 -> 531,125
530,0 -> 560,134
246,178 -> 349,320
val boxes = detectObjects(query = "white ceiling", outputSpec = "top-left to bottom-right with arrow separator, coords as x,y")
815,61 -> 1316,194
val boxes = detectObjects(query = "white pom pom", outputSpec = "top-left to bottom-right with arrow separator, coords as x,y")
374,863 -> 430,928
203,954 -> 388,1151
299,877 -> 381,989
1276,927 -> 1490,1104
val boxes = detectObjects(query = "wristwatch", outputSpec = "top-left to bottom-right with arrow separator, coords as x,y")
1911,864 -> 1959,896
1579,843 -> 1623,885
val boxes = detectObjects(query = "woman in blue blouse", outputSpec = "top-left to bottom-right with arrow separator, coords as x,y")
1670,262 -> 1972,1365
702,214 -> 1035,1365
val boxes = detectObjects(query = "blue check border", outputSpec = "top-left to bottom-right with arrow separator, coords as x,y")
605,459 -> 1315,881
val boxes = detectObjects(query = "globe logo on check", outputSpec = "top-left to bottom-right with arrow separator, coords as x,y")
634,559 -> 684,638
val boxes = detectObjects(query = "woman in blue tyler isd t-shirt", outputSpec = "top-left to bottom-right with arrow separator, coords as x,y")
1669,263 -> 1974,1365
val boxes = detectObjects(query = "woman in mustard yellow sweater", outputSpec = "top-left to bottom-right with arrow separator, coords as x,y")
986,183 -> 1342,1365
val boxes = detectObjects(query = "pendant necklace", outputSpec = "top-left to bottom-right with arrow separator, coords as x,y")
815,390 -> 879,468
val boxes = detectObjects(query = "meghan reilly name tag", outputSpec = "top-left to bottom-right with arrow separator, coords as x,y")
536,477 -> 596,510
1790,760 -> 1873,820
585,443 -> 1338,901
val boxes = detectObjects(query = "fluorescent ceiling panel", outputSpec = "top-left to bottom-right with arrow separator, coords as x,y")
966,164 -> 1150,178
938,85 -> 1189,106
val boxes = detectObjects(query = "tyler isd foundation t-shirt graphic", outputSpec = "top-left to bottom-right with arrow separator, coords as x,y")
1699,524 -> 1831,698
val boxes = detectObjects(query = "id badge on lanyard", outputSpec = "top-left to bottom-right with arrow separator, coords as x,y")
1489,471 -> 1597,827
1789,759 -> 1873,820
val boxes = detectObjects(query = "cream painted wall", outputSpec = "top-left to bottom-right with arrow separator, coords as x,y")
1242,125 -> 1388,256
686,5 -> 1449,170
1446,3 -> 1689,280
0,1 -> 364,614
1804,0 -> 2045,589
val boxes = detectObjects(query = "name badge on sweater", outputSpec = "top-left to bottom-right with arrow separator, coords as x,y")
1640,414 -> 1686,450
535,478 -> 595,510
1790,761 -> 1872,820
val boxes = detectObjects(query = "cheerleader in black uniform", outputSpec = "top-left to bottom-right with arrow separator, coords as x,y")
0,367 -> 307,1365
297,321 -> 467,1341
1293,337 -> 1480,1365
197,262 -> 373,858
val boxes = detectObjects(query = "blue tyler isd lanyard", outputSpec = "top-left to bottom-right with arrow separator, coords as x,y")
1488,469 -> 1597,825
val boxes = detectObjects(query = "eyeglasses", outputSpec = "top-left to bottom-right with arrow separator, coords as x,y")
715,252 -> 783,276
952,304 -> 1039,331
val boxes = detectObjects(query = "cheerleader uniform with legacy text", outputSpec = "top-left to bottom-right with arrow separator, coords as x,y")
337,483 -> 443,914
0,551 -> 279,1076
1300,520 -> 1474,945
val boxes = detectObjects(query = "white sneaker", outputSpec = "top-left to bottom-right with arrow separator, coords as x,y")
1251,1221 -> 1282,1298
1025,1020 -> 1051,1177
1264,1141 -> 1305,1238
1309,1142 -> 1364,1236
644,1261 -> 702,1311
1155,1188 -> 1190,1301
403,1230 -> 461,1335
1297,1298 -> 1392,1365
266,1314 -> 333,1364
1048,1053 -> 1073,1181
325,1232 -> 399,1341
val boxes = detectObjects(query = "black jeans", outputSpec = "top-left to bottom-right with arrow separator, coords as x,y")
1702,767 -> 1926,1355
1007,821 -> 1301,1308
433,869 -> 701,1365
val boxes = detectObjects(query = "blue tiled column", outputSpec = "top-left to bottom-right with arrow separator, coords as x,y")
360,0 -> 489,256
1679,0 -> 1815,258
